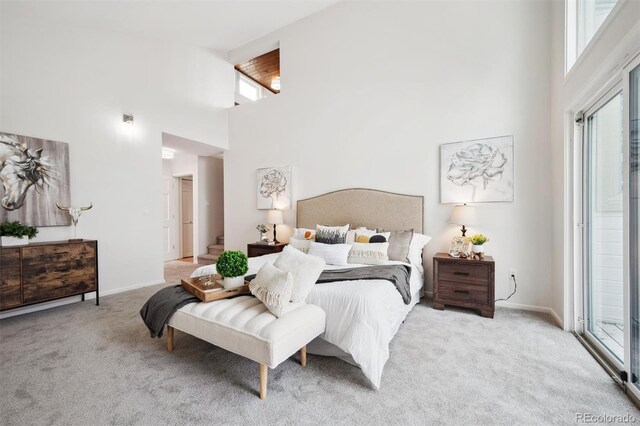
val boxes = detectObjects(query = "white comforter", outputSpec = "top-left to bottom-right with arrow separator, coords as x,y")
191,254 -> 423,389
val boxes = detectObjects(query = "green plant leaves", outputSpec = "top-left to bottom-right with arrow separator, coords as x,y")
0,221 -> 39,239
216,250 -> 249,278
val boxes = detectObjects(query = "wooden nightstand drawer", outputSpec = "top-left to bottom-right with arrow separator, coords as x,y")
433,252 -> 495,318
438,263 -> 490,286
437,281 -> 488,304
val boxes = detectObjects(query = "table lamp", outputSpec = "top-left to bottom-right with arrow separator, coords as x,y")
449,204 -> 476,237
267,209 -> 284,243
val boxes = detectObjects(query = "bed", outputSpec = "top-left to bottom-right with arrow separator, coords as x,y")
191,188 -> 427,389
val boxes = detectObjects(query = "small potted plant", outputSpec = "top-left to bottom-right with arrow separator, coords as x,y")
469,234 -> 489,258
0,221 -> 38,246
216,250 -> 249,289
256,224 -> 270,242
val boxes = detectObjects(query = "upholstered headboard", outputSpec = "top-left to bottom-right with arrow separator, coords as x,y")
296,188 -> 423,233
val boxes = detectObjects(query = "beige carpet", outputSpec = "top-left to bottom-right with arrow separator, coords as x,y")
164,259 -> 201,284
0,282 -> 638,425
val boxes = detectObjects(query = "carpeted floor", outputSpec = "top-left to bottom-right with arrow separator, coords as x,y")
0,282 -> 638,425
164,259 -> 201,284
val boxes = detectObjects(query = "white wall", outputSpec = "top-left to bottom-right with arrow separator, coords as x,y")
0,4 -> 234,305
226,1 -> 554,311
198,156 -> 224,253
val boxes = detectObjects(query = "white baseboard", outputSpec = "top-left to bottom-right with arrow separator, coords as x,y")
496,300 -> 564,328
422,293 -> 564,328
0,279 -> 165,319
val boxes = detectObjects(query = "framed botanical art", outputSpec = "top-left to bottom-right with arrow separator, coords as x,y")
257,166 -> 291,210
0,132 -> 71,226
440,135 -> 514,203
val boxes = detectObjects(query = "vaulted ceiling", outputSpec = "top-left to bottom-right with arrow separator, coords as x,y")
3,1 -> 340,51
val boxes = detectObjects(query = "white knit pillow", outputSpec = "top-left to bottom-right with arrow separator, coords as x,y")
274,245 -> 326,302
249,263 -> 293,317
288,237 -> 311,254
308,242 -> 351,266
348,242 -> 390,265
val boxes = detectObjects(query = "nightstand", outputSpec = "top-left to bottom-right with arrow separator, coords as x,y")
433,252 -> 495,318
247,242 -> 287,258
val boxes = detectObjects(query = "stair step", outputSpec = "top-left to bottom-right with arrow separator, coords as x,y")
198,253 -> 219,265
207,244 -> 224,255
216,235 -> 225,245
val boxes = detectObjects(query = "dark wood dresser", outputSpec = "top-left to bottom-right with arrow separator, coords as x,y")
0,240 -> 98,311
433,252 -> 495,318
247,242 -> 287,258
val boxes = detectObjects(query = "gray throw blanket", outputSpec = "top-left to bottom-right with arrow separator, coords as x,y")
140,285 -> 199,338
316,265 -> 412,304
246,264 -> 412,305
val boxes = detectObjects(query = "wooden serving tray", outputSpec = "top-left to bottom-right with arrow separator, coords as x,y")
181,275 -> 251,302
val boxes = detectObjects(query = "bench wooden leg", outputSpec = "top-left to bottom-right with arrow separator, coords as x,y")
300,345 -> 307,367
167,325 -> 174,352
259,363 -> 268,400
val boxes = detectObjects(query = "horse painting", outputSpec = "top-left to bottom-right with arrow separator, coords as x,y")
0,133 -> 70,226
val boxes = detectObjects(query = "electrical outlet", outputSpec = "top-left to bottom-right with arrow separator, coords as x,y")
509,268 -> 517,280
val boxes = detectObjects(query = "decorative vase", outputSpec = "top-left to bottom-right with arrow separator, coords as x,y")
0,236 -> 28,246
223,276 -> 245,289
472,244 -> 485,254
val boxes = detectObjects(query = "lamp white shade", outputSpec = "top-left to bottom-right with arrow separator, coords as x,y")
449,204 -> 476,226
267,209 -> 283,225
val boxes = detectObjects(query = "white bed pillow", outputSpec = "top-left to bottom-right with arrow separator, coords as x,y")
348,242 -> 390,265
308,241 -> 351,266
249,263 -> 293,317
288,237 -> 311,254
274,245 -> 325,302
409,233 -> 432,270
293,228 -> 316,240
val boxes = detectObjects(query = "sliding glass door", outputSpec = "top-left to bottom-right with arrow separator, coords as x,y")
627,60 -> 639,399
584,87 -> 625,367
580,55 -> 640,404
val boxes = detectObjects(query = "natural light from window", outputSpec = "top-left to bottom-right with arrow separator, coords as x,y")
566,0 -> 619,73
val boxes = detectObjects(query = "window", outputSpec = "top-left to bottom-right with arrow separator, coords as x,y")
238,75 -> 260,102
234,48 -> 280,105
566,0 -> 619,73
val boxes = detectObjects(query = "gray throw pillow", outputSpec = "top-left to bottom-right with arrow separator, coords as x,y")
379,229 -> 414,262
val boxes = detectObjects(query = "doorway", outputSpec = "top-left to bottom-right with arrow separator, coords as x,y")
180,176 -> 194,259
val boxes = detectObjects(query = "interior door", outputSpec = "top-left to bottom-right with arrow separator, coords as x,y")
181,178 -> 194,258
162,177 -> 179,261
583,85 -> 625,369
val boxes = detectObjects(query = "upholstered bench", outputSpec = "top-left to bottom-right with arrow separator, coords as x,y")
166,295 -> 326,399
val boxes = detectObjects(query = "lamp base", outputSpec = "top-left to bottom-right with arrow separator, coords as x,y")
460,225 -> 467,237
273,224 -> 280,244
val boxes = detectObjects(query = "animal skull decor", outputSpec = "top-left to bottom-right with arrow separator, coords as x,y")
56,202 -> 93,239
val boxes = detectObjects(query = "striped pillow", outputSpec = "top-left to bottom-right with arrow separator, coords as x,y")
308,242 -> 351,266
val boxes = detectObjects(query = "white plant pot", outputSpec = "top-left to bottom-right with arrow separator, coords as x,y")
472,245 -> 485,254
0,236 -> 28,246
223,276 -> 245,289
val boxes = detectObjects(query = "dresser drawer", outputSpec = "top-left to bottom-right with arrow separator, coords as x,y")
437,281 -> 488,305
0,247 -> 20,267
438,262 -> 490,286
21,242 -> 95,266
0,267 -> 21,309
23,274 -> 97,304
